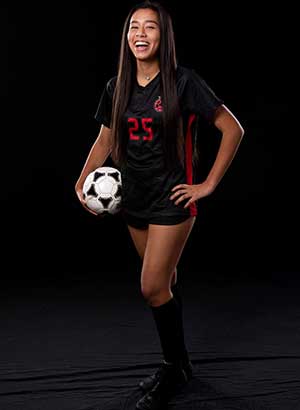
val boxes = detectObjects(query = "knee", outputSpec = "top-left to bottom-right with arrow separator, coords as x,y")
141,280 -> 170,305
141,281 -> 159,301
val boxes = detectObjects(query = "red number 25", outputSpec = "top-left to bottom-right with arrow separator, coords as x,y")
128,117 -> 153,141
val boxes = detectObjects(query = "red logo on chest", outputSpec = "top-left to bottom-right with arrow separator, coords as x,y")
154,96 -> 163,112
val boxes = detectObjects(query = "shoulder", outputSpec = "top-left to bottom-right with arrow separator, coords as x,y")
106,75 -> 117,96
176,65 -> 207,96
176,65 -> 191,83
176,65 -> 206,87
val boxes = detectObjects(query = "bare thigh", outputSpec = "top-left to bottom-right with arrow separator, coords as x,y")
127,224 -> 179,285
141,216 -> 196,305
127,225 -> 148,260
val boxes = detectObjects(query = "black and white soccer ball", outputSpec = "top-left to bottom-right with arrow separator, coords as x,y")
82,166 -> 122,215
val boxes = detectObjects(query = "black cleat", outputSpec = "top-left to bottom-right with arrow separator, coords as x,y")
136,361 -> 191,410
138,359 -> 193,392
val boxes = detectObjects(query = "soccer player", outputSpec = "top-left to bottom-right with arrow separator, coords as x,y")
75,1 -> 244,408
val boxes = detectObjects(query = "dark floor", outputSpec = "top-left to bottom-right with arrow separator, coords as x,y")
1,272 -> 300,410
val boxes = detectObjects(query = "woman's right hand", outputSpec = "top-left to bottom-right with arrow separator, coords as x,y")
75,183 -> 99,216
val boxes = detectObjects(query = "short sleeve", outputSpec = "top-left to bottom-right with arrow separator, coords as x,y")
94,77 -> 117,128
181,69 -> 224,122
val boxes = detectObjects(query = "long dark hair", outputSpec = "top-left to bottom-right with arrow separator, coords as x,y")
110,1 -> 184,170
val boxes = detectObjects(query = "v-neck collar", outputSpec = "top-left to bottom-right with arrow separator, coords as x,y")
135,71 -> 160,89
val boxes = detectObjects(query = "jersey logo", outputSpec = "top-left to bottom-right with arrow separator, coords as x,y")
154,96 -> 163,112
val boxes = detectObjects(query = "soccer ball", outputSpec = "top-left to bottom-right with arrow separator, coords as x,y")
82,166 -> 122,215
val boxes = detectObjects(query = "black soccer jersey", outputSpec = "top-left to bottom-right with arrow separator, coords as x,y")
94,65 -> 223,219
95,65 -> 222,168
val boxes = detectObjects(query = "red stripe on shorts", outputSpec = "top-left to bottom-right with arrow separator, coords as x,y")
185,114 -> 197,216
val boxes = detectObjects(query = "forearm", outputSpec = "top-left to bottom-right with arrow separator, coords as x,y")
76,140 -> 112,188
205,129 -> 243,191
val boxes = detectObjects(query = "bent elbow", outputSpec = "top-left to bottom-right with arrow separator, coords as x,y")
238,124 -> 245,139
232,118 -> 244,140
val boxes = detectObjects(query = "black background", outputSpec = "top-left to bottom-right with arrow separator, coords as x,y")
1,1 -> 296,279
1,3 -> 299,410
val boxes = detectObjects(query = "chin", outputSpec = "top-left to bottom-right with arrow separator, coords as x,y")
135,54 -> 155,62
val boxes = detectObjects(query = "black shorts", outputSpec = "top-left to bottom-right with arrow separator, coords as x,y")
120,164 -> 197,229
121,210 -> 193,229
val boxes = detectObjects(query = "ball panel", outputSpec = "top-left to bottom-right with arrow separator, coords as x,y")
85,196 -> 104,213
108,171 -> 121,182
114,185 -> 122,199
95,177 -> 114,195
93,171 -> 105,181
86,184 -> 97,198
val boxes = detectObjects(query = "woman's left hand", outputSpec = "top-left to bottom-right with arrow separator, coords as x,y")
169,182 -> 215,208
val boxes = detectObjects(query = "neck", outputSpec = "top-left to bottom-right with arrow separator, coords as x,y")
136,60 -> 160,81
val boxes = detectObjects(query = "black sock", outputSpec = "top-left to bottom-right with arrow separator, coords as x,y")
150,296 -> 190,366
171,282 -> 182,311
171,282 -> 184,344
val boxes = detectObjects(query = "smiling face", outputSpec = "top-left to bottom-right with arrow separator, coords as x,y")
127,8 -> 160,62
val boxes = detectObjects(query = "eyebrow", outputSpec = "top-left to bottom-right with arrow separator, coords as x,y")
130,19 -> 159,25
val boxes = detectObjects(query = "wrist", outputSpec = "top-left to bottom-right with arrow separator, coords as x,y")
203,179 -> 217,195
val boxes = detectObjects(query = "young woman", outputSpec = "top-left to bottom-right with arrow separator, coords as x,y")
75,1 -> 244,408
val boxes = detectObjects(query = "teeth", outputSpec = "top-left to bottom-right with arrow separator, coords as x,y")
135,42 -> 149,46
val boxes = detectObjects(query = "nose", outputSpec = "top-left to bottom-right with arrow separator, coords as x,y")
136,27 -> 146,37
